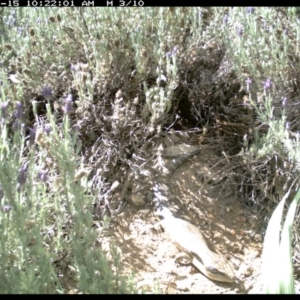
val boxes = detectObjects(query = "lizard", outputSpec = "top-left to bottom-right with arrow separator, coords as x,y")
152,148 -> 236,283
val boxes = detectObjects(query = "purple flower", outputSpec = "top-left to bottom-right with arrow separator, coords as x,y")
172,46 -> 178,55
42,86 -> 53,100
17,165 -> 27,186
73,123 -> 80,132
1,205 -> 12,213
223,14 -> 229,24
64,94 -> 73,115
28,127 -> 36,145
285,122 -> 290,130
166,46 -> 178,58
21,123 -> 26,137
70,64 -> 76,71
262,21 -> 267,30
245,78 -> 252,93
246,7 -> 255,14
14,101 -> 24,119
0,102 -> 8,120
236,23 -> 243,36
263,78 -> 272,91
282,97 -> 287,107
37,170 -> 48,182
43,124 -> 52,135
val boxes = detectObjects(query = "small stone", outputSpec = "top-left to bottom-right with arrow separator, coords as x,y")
239,216 -> 246,222
253,249 -> 261,258
238,209 -> 244,215
254,234 -> 262,242
129,193 -> 146,206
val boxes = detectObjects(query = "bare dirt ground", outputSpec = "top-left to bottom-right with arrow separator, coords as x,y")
99,147 -> 266,294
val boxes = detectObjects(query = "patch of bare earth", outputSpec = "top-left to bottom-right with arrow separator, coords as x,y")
99,148 -> 264,293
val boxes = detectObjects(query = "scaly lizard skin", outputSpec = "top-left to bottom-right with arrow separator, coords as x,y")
153,149 -> 236,283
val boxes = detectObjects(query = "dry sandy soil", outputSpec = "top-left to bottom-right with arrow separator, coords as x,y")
98,147 -> 299,294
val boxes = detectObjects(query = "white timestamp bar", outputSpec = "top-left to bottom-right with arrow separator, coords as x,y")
0,0 -> 146,5
0,0 -> 94,5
